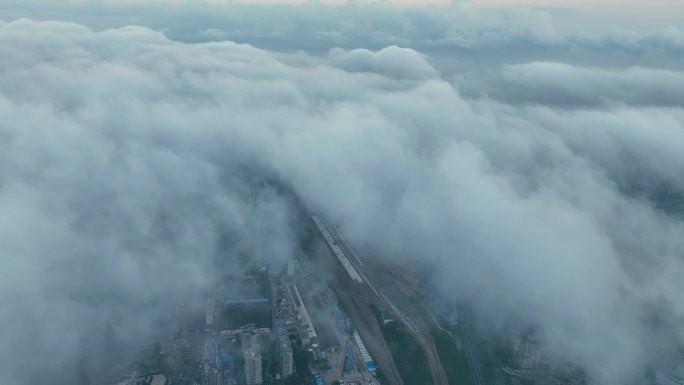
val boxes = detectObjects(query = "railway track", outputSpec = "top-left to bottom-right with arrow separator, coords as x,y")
313,215 -> 446,385
375,263 -> 450,385
329,266 -> 404,385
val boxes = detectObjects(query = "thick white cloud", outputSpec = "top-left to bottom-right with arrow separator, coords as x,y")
1,13 -> 684,385
328,46 -> 438,80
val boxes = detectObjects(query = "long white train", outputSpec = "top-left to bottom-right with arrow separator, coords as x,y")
311,215 -> 363,284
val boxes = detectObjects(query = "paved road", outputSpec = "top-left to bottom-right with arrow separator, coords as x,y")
464,336 -> 485,385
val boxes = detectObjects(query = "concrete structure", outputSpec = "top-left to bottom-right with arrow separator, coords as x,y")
115,371 -> 137,385
276,321 -> 294,378
515,341 -> 542,371
222,298 -> 272,332
150,375 -> 166,385
286,261 -> 295,281
115,373 -> 167,385
220,326 -> 270,339
353,330 -> 376,371
546,362 -> 586,385
269,259 -> 284,277
205,339 -> 224,385
244,345 -> 263,385
343,342 -> 357,373
311,215 -> 363,284
208,369 -> 223,385
658,356 -> 684,385
221,353 -> 235,385
287,283 -> 318,347
206,299 -> 215,330
280,344 -> 294,378
270,278 -> 282,304
242,328 -> 259,351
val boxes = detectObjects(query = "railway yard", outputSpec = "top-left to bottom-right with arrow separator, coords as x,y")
310,215 -> 453,385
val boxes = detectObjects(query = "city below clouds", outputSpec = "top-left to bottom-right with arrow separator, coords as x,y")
1,2 -> 683,385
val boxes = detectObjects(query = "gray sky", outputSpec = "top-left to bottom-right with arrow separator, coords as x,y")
1,2 -> 684,385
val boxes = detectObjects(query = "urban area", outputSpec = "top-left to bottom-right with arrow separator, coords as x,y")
86,215 -> 684,385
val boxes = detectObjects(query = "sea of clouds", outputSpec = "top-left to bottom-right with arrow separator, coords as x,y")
1,3 -> 684,384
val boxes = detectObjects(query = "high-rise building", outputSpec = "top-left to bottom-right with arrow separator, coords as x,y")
279,333 -> 293,378
208,369 -> 223,385
244,345 -> 263,385
242,327 -> 259,351
516,342 -> 542,371
206,299 -> 215,330
280,347 -> 294,378
275,319 -> 293,378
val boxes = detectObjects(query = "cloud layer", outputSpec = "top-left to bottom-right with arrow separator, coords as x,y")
1,10 -> 684,385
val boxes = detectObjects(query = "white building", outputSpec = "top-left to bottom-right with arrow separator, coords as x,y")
150,375 -> 167,385
242,329 -> 259,351
244,345 -> 263,385
519,342 -> 542,370
515,341 -> 542,371
280,346 -> 294,378
205,299 -> 215,330
287,283 -> 318,347
276,321 -> 294,378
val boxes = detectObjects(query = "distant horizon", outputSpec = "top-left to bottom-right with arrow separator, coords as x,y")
212,0 -> 684,10
6,0 -> 683,27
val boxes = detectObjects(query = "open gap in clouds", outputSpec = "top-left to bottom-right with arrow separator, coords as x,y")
1,18 -> 684,385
